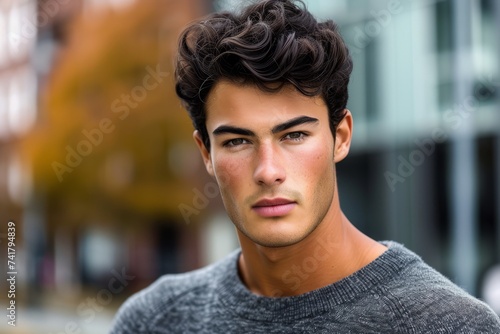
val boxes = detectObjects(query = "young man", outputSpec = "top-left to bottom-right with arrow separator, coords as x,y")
111,0 -> 500,332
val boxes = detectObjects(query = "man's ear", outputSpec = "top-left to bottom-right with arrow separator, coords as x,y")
334,109 -> 353,163
193,130 -> 215,177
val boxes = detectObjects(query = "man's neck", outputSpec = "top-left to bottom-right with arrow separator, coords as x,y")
236,212 -> 387,297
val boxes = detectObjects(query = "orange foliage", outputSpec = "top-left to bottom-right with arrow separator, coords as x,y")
21,0 -> 207,226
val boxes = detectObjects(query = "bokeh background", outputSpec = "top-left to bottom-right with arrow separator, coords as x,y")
0,0 -> 499,332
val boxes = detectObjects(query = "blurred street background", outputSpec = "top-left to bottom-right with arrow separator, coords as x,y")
0,0 -> 499,332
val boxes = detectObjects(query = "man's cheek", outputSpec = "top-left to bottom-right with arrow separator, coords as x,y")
215,160 -> 241,186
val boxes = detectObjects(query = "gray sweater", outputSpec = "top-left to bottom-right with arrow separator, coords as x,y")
110,241 -> 500,333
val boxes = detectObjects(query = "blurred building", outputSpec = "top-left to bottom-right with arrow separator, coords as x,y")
0,0 -> 47,305
1,0 -> 123,297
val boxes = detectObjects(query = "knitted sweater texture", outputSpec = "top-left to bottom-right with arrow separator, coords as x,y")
110,241 -> 500,333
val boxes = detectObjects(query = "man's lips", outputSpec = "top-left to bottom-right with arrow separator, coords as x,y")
252,198 -> 296,217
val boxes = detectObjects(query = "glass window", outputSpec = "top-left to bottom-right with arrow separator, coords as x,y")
8,65 -> 37,136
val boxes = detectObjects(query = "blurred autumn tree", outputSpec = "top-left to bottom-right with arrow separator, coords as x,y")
21,0 -> 208,228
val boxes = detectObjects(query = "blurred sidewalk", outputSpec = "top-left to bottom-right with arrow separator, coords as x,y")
0,304 -> 116,334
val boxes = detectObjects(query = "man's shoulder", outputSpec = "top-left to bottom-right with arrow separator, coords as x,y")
109,249 -> 240,333
377,242 -> 500,332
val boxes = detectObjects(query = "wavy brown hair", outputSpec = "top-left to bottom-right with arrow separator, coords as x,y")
175,0 -> 353,150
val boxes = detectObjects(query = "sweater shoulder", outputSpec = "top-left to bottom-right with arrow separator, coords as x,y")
378,245 -> 500,332
109,250 -> 239,333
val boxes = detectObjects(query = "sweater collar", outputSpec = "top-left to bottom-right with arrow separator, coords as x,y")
215,241 -> 419,322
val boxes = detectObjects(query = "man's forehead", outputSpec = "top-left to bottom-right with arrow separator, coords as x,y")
206,80 -> 325,111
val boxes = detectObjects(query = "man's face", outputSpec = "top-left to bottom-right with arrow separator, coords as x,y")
194,80 -> 350,248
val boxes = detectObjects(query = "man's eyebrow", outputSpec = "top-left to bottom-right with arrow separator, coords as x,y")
212,125 -> 256,136
271,116 -> 319,133
212,116 -> 319,137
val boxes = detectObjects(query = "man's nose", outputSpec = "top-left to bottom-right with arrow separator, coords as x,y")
252,144 -> 286,186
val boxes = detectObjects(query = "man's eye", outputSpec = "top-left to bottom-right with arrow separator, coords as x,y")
223,138 -> 248,147
283,132 -> 306,141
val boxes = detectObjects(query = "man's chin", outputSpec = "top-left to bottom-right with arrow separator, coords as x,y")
241,228 -> 309,248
